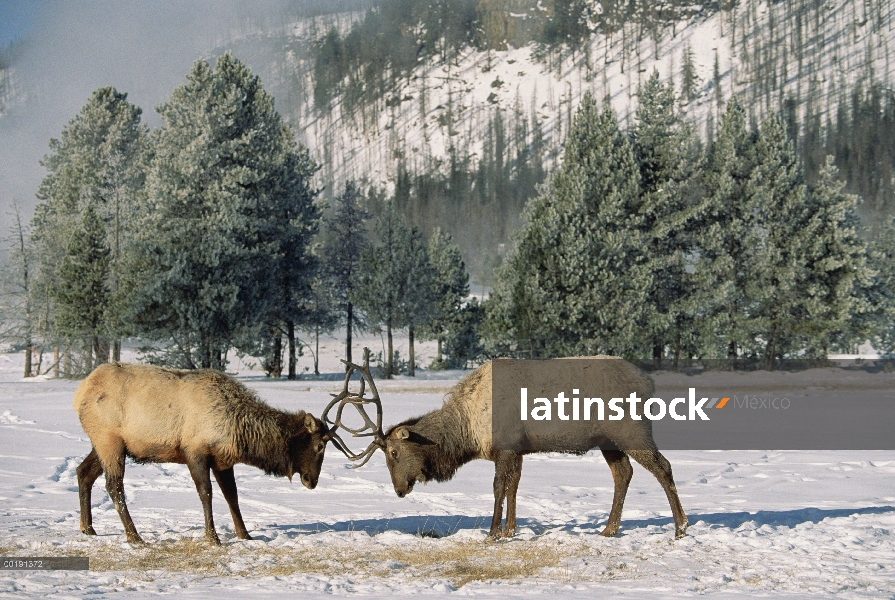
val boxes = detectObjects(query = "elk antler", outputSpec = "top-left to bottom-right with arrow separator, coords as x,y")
321,347 -> 385,468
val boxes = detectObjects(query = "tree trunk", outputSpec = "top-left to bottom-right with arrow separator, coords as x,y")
765,328 -> 777,371
53,347 -> 59,378
113,340 -> 121,362
346,302 -> 354,371
64,347 -> 71,378
287,320 -> 297,380
271,332 -> 282,378
437,337 -> 443,364
386,315 -> 394,379
314,323 -> 320,376
24,342 -> 32,378
408,325 -> 416,377
653,341 -> 663,369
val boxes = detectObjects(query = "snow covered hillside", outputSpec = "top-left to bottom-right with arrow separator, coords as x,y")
259,0 -> 895,199
1,349 -> 894,597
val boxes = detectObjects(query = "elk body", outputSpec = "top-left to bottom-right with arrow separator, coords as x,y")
73,362 -> 329,544
327,354 -> 688,540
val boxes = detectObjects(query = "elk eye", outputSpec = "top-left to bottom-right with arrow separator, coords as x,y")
390,449 -> 398,459
317,443 -> 324,453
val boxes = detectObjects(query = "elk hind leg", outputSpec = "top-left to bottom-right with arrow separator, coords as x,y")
489,451 -> 519,539
628,449 -> 688,538
213,467 -> 251,540
76,448 -> 103,535
502,454 -> 523,538
100,441 -> 143,544
599,449 -> 633,537
187,456 -> 220,545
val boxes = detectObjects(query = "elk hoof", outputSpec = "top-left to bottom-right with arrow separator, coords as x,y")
598,526 -> 619,537
81,526 -> 97,536
486,531 -> 502,542
237,532 -> 252,541
125,534 -> 145,545
205,533 -> 221,546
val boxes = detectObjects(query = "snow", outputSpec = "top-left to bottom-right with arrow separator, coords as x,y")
1,340 -> 894,597
290,1 -> 895,201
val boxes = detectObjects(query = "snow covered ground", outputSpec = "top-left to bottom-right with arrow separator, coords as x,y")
1,340 -> 894,598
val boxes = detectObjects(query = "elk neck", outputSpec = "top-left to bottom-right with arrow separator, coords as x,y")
411,402 -> 479,482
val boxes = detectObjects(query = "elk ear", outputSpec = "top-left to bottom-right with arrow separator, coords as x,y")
407,431 -> 436,446
304,414 -> 318,433
397,427 -> 410,440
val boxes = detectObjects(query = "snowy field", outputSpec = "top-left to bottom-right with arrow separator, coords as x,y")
1,338 -> 894,598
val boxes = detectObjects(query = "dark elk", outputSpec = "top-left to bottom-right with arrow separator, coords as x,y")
325,350 -> 688,539
73,363 -> 330,544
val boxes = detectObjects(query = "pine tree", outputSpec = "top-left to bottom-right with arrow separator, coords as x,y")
262,145 -> 322,380
744,113 -> 811,367
690,97 -> 757,359
30,87 -> 147,365
53,203 -> 110,371
680,43 -> 701,104
399,226 -> 438,376
800,156 -> 875,354
424,227 -> 469,368
489,93 -> 648,357
866,217 -> 895,356
132,54 -> 299,370
352,200 -> 411,378
323,180 -> 369,368
632,71 -> 700,366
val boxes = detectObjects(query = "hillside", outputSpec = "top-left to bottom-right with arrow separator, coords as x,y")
3,1 -> 894,280
210,0 -> 895,280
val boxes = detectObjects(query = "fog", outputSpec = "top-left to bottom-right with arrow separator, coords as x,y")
0,1 -> 362,239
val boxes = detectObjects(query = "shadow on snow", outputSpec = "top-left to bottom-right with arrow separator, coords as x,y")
261,505 -> 895,539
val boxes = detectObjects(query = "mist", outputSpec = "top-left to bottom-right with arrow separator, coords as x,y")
0,0 -> 364,239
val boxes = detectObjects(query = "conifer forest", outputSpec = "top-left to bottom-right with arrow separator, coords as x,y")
4,0 -> 895,375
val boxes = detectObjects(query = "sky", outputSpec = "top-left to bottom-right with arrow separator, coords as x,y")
0,0 -> 34,46
0,1 -> 364,241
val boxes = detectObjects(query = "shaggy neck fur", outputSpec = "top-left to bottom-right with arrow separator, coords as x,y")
205,371 -> 307,477
404,402 -> 479,483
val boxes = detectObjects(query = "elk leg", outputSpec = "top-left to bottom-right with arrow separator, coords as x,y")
76,448 -> 103,536
213,467 -> 251,540
502,453 -> 523,538
488,452 -> 516,538
628,449 -> 689,538
102,447 -> 143,544
599,449 -> 633,537
186,456 -> 220,545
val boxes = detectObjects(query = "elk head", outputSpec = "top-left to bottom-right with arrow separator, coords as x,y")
288,413 -> 330,489
324,348 -> 439,498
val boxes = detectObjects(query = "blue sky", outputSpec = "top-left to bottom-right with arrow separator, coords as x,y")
0,0 -> 36,47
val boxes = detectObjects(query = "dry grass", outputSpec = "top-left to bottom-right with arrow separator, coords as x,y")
2,536 -> 592,587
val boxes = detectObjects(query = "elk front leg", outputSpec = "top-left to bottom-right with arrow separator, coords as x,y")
502,453 -> 523,538
186,456 -> 220,545
628,449 -> 689,538
599,449 -> 633,537
213,467 -> 251,540
76,448 -> 103,536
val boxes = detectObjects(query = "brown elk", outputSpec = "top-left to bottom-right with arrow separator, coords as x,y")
325,351 -> 688,539
73,362 -> 330,544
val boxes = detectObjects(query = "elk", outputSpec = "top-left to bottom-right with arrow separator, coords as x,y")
325,351 -> 688,539
73,362 -> 330,544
